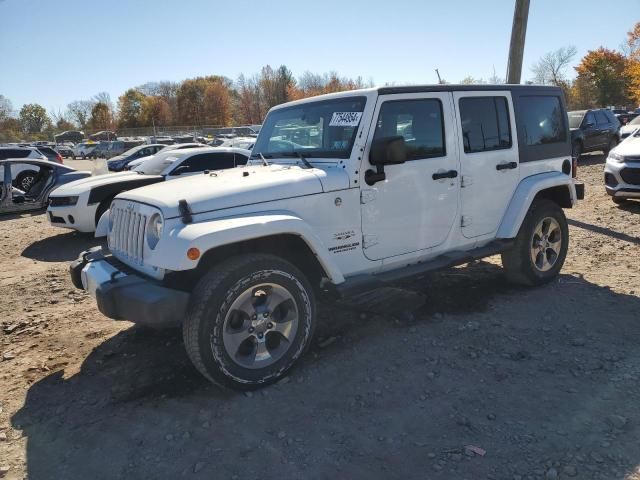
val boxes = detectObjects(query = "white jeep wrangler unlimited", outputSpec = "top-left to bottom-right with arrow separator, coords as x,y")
71,85 -> 584,389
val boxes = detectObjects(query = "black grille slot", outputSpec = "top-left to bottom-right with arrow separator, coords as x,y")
604,173 -> 618,187
620,168 -> 640,185
49,196 -> 76,207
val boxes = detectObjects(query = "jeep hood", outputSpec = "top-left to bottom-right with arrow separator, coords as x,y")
50,171 -> 162,196
117,164 -> 348,218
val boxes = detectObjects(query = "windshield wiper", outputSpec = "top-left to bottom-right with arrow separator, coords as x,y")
279,151 -> 313,168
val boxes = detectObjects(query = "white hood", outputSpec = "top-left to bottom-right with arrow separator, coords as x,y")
49,171 -> 160,196
613,134 -> 640,157
116,164 -> 349,219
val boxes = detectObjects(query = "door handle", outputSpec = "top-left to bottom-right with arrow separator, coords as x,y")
432,170 -> 458,180
496,162 -> 518,171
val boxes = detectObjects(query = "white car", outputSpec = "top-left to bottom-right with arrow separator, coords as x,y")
215,136 -> 255,150
0,146 -> 48,190
47,147 -> 250,234
620,116 -> 640,140
72,142 -> 98,159
605,128 -> 640,204
125,143 -> 205,170
71,84 -> 584,389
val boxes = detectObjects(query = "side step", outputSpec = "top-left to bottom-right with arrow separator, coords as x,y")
335,239 -> 514,298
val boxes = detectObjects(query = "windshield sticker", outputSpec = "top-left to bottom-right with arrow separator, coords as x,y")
329,112 -> 362,127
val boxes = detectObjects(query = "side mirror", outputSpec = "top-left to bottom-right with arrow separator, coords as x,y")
584,122 -> 595,129
369,136 -> 407,166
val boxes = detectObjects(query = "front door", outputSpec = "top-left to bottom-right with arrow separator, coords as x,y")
453,91 -> 519,238
581,111 -> 600,150
360,92 -> 459,260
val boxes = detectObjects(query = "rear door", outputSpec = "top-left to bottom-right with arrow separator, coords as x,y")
360,92 -> 459,260
594,110 -> 610,147
581,111 -> 599,150
453,91 -> 519,238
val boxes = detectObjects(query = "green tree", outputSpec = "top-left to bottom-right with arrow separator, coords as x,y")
117,89 -> 146,128
88,102 -> 113,131
19,103 -> 50,134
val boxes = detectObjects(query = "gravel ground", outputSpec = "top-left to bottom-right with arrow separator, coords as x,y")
1,154 -> 639,480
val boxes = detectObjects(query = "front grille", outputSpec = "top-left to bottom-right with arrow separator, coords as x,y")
620,168 -> 640,186
624,156 -> 640,163
108,205 -> 147,265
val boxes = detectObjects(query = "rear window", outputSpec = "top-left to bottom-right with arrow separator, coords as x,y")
519,96 -> 566,146
0,148 -> 32,159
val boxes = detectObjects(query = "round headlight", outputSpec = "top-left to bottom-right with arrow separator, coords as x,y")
146,213 -> 163,249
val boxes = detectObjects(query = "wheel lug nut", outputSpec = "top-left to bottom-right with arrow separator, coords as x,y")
252,314 -> 257,320
248,327 -> 255,333
258,332 -> 264,339
263,312 -> 269,318
267,322 -> 273,329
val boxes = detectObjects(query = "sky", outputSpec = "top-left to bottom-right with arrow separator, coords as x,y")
1,0 -> 639,114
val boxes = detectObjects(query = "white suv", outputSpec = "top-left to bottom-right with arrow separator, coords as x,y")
71,85 -> 584,389
605,128 -> 640,204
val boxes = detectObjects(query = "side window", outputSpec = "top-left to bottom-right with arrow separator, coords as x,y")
373,99 -> 445,161
200,153 -> 236,170
235,153 -> 249,166
583,112 -> 595,127
459,97 -> 512,153
595,110 -> 609,125
175,154 -> 206,173
519,96 -> 566,145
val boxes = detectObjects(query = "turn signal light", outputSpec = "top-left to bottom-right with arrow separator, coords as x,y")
187,248 -> 201,260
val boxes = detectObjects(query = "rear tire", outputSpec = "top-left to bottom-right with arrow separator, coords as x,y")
572,140 -> 583,160
604,137 -> 618,156
501,199 -> 569,286
183,254 -> 316,390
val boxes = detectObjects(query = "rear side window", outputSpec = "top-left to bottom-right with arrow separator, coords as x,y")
178,152 -> 236,173
595,110 -> 609,125
459,97 -> 512,153
0,149 -> 31,159
235,153 -> 249,166
519,96 -> 566,146
373,99 -> 445,160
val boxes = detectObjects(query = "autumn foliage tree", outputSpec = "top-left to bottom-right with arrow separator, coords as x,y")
141,96 -> 172,127
626,22 -> 640,105
117,89 -> 146,128
574,47 -> 629,106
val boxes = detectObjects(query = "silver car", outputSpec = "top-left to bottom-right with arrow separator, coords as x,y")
0,159 -> 90,215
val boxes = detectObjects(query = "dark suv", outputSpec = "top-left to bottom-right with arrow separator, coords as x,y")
568,109 -> 620,159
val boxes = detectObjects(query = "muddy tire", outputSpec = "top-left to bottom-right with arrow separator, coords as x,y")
501,199 -> 569,286
183,254 -> 316,390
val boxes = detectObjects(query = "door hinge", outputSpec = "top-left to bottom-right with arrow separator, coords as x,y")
363,234 -> 379,249
360,189 -> 376,204
461,216 -> 472,227
461,175 -> 473,188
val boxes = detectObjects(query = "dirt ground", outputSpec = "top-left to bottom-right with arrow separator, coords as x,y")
1,154 -> 639,480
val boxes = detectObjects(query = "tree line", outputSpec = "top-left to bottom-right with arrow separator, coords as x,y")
1,21 -> 639,143
0,66 -> 372,143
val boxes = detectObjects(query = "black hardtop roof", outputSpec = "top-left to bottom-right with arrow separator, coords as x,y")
377,84 -> 563,95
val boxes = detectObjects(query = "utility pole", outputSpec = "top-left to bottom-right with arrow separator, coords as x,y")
506,0 -> 530,84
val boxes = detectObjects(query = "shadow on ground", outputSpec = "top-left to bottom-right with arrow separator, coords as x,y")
13,262 -> 640,480
21,231 -> 105,262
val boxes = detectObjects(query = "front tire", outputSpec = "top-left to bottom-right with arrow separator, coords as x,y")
604,137 -> 618,156
612,197 -> 628,205
183,254 -> 316,390
501,199 -> 569,286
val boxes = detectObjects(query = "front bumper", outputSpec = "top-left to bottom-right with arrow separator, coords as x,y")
604,160 -> 640,199
70,247 -> 189,328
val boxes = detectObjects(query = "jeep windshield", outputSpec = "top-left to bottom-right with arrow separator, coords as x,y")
251,96 -> 366,161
